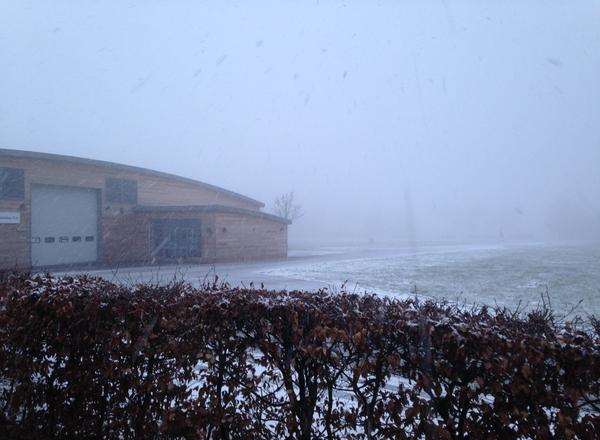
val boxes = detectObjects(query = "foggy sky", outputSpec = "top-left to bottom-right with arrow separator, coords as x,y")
1,1 -> 599,244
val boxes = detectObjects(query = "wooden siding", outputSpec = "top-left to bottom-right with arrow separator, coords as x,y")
214,213 -> 287,262
0,156 -> 259,211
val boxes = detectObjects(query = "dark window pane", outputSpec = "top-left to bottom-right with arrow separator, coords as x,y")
44,237 -> 55,243
0,167 -> 25,200
85,236 -> 94,242
72,236 -> 82,242
106,178 -> 137,204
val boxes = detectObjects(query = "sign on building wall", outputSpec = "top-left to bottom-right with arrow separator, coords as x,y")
0,211 -> 20,224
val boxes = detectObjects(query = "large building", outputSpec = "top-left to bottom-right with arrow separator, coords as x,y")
0,148 -> 289,270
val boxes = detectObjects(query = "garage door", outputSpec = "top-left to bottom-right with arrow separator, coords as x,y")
31,185 -> 99,267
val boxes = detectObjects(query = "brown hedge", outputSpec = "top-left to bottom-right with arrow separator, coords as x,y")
0,274 -> 599,439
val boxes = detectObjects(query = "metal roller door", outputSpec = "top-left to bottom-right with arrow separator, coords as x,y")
31,185 -> 99,267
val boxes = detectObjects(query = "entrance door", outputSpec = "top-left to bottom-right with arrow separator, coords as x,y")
151,219 -> 201,260
31,185 -> 99,267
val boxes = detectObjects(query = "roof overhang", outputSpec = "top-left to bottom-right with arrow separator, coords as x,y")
134,204 -> 291,224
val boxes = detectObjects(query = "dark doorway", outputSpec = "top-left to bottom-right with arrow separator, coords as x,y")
151,219 -> 201,260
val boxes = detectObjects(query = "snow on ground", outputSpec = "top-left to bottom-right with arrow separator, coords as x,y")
55,241 -> 600,316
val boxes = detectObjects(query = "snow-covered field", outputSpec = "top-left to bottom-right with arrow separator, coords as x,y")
59,241 -> 600,316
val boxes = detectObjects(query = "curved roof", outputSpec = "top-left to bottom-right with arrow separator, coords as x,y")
0,147 -> 264,208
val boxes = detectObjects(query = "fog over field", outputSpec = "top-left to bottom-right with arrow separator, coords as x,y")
1,1 -> 599,244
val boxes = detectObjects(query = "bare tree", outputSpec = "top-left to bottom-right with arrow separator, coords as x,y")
273,191 -> 303,222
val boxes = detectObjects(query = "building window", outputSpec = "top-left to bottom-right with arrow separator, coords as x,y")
151,219 -> 201,259
0,167 -> 25,200
106,178 -> 137,204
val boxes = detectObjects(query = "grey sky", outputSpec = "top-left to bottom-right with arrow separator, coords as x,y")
1,1 -> 599,243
